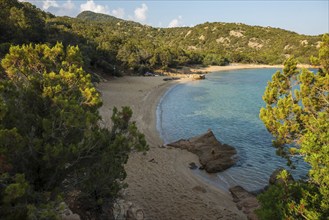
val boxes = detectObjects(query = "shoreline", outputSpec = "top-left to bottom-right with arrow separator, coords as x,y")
168,63 -> 314,76
97,64 -> 283,219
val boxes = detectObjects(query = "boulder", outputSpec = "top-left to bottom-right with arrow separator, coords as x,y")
188,162 -> 198,170
167,130 -> 237,173
60,202 -> 81,220
61,210 -> 80,220
126,205 -> 145,220
229,186 -> 260,220
113,199 -> 145,220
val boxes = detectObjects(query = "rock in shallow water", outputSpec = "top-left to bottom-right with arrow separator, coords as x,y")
166,130 -> 237,173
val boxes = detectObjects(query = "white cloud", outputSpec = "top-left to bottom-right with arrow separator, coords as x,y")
63,0 -> 74,10
134,3 -> 148,21
80,0 -> 109,14
43,0 -> 58,10
168,15 -> 183,28
111,8 -> 125,19
17,0 -> 77,17
55,0 -> 76,16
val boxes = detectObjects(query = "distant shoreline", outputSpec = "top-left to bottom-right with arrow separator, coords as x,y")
156,63 -> 315,79
188,63 -> 314,73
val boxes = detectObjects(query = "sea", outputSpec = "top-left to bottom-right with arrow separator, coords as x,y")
156,68 -> 310,192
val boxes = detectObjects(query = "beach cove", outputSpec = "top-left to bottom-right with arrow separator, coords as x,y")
97,64 -> 309,220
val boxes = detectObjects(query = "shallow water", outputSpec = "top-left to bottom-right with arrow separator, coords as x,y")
157,68 -> 309,191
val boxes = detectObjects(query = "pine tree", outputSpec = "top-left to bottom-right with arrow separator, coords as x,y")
258,34 -> 329,219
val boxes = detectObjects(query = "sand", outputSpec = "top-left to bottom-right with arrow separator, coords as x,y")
98,65 -> 282,219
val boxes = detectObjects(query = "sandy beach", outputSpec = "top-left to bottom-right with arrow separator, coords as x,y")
189,63 -> 312,74
97,64 -> 287,219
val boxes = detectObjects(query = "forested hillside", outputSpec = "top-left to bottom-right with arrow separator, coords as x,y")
0,0 -> 323,76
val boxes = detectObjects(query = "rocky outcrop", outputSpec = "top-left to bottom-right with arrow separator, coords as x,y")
229,168 -> 295,220
166,130 -> 237,173
229,186 -> 260,220
113,199 -> 145,220
60,202 -> 81,220
229,30 -> 244,38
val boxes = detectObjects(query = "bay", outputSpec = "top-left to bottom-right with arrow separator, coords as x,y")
157,68 -> 309,192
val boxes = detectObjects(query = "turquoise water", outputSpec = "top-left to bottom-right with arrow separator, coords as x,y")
157,68 -> 309,192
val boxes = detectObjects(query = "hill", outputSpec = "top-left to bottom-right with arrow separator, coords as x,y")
77,11 -> 143,27
0,0 -> 324,76
73,11 -> 322,73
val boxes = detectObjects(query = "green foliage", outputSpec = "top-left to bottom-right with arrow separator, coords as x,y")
0,43 -> 148,219
257,171 -> 323,220
256,183 -> 286,220
0,0 -> 49,44
0,0 -> 322,77
258,34 -> 329,219
203,53 -> 229,66
45,10 -> 322,71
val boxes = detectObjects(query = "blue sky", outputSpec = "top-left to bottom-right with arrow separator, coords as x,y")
19,0 -> 328,35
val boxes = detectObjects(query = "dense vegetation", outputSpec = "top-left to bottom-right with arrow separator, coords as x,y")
0,0 -> 323,77
0,43 -> 148,218
258,34 -> 329,219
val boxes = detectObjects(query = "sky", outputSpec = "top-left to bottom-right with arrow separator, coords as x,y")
19,0 -> 329,36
